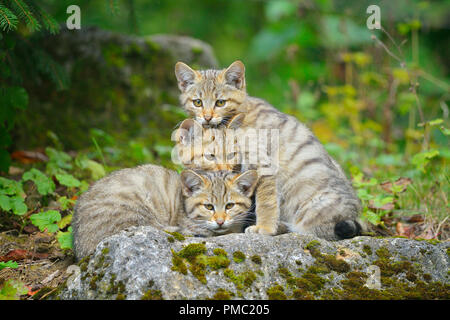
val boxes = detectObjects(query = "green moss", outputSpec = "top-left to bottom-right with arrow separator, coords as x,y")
406,272 -> 417,282
206,254 -> 230,270
295,260 -> 302,266
423,274 -> 432,282
211,288 -> 232,300
266,285 -> 287,300
165,231 -> 186,241
190,256 -> 207,284
292,288 -> 315,300
233,251 -> 246,263
167,237 -> 175,243
171,251 -> 188,275
116,293 -> 126,300
141,289 -> 163,300
362,245 -> 373,256
305,240 -> 321,251
177,243 -> 207,262
374,258 -> 416,277
278,266 -> 296,286
415,238 -> 441,245
295,272 -> 326,292
321,254 -> 350,273
89,274 -> 98,290
213,248 -> 228,257
306,264 -> 329,274
250,255 -> 262,264
79,261 -> 88,272
321,266 -> 450,300
446,247 -> 450,257
223,269 -> 257,290
101,247 -> 110,255
375,247 -> 392,259
171,244 -> 230,284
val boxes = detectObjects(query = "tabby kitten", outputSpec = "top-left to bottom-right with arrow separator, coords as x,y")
175,61 -> 364,240
172,113 -> 244,171
72,164 -> 258,260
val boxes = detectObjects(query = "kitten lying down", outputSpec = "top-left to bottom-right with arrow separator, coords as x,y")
72,164 -> 258,260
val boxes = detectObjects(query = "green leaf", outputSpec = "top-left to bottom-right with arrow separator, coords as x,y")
57,196 -> 75,211
45,147 -> 72,174
57,213 -> 72,229
0,194 -> 11,211
265,0 -> 296,22
57,227 -> 73,250
8,86 -> 28,110
75,156 -> 105,180
0,177 -> 24,196
0,260 -> 18,270
428,118 -> 444,126
357,189 -> 374,201
440,126 -> 450,136
411,149 -> 440,172
0,279 -> 28,300
22,168 -> 55,196
30,210 -> 61,233
55,173 -> 81,188
10,196 -> 27,215
362,209 -> 381,225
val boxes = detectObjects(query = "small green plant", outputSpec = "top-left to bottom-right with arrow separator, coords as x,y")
0,177 -> 27,216
0,279 -> 28,300
0,261 -> 18,271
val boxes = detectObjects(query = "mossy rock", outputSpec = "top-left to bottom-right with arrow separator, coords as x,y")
14,27 -> 218,152
57,226 -> 450,300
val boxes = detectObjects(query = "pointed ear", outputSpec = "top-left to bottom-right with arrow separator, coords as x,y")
175,62 -> 199,91
231,170 -> 258,196
227,113 -> 245,130
181,170 -> 206,196
222,60 -> 246,90
176,119 -> 203,145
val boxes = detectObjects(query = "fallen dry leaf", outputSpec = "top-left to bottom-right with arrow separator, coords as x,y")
11,150 -> 48,164
380,177 -> 412,194
26,285 -> 40,296
395,222 -> 415,238
368,200 -> 395,211
407,214 -> 424,223
0,249 -> 49,262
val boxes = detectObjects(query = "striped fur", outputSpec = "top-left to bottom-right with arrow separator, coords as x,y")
72,164 -> 258,260
175,61 -> 364,240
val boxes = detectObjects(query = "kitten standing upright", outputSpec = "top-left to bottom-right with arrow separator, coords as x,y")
175,61 -> 364,240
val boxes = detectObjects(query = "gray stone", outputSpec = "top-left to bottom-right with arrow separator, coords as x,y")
15,27 -> 218,150
58,226 -> 449,300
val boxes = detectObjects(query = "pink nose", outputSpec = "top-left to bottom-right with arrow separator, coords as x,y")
204,115 -> 212,121
216,219 -> 224,226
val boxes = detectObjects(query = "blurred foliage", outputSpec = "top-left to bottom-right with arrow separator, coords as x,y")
0,0 -> 449,243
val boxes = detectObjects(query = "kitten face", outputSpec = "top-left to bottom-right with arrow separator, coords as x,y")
181,170 -> 258,234
175,61 -> 247,127
173,114 -> 245,171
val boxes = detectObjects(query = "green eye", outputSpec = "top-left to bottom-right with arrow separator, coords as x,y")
215,99 -> 226,107
204,204 -> 214,210
193,99 -> 203,107
225,203 -> 234,210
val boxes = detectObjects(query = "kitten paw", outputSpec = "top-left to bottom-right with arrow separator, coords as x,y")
245,225 -> 275,235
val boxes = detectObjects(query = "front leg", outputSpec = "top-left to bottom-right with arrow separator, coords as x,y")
245,175 -> 279,235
